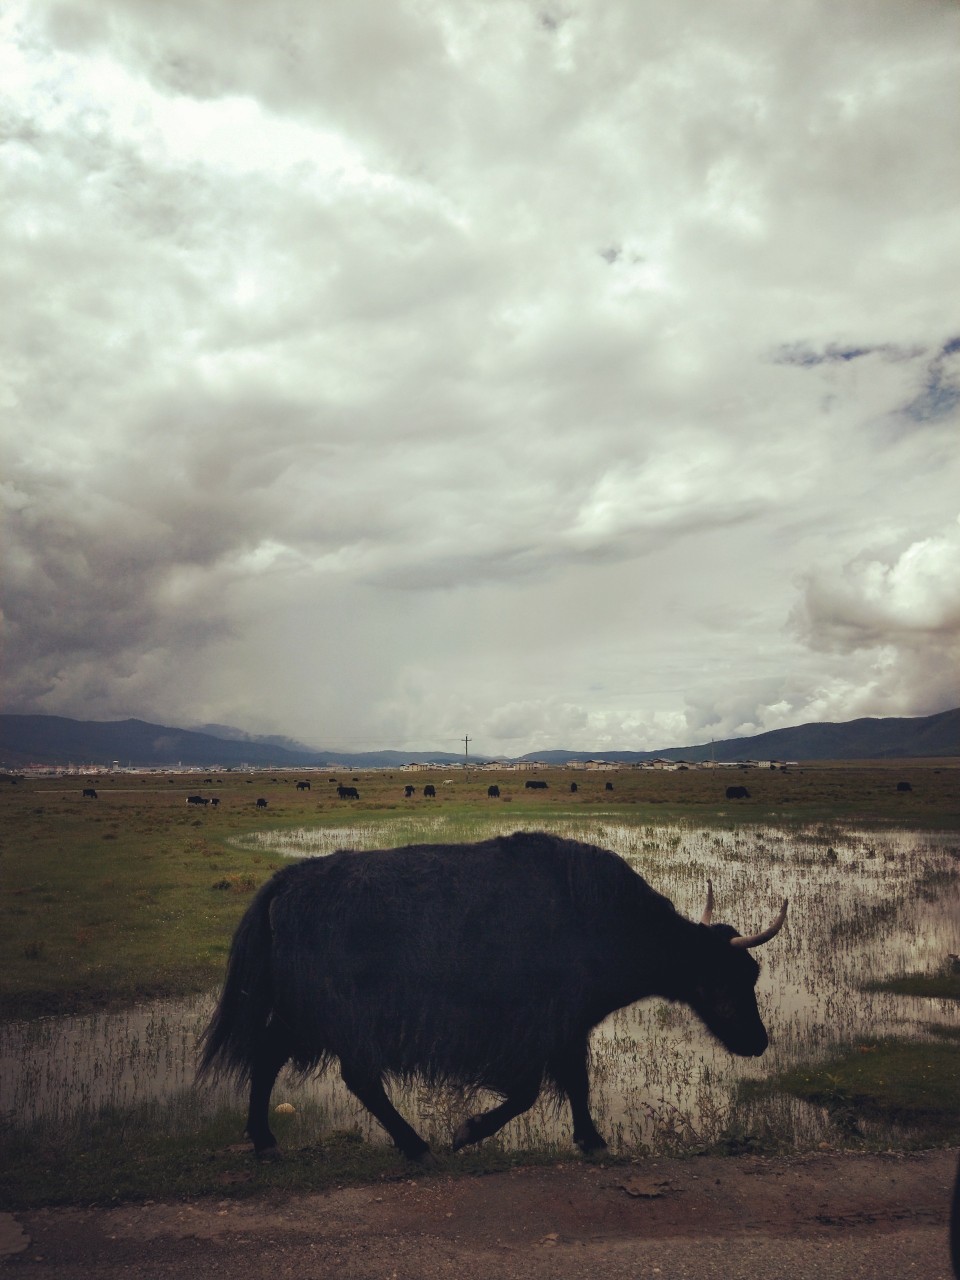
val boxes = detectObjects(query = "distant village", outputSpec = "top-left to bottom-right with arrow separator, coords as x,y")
14,757 -> 797,777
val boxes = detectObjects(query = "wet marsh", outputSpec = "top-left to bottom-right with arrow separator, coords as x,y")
3,804 -> 959,1202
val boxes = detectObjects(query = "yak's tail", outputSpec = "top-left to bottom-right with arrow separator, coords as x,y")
197,880 -> 276,1086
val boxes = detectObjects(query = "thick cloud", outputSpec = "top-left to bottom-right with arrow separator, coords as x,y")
791,517 -> 960,717
2,0 -> 959,753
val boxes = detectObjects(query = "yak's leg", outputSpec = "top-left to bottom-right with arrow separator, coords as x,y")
338,1061 -> 431,1161
451,1078 -> 541,1151
246,1022 -> 291,1158
549,1041 -> 606,1154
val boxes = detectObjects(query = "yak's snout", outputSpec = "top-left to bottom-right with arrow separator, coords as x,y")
729,1023 -> 769,1057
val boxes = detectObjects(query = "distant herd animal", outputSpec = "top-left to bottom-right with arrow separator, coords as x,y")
199,832 -> 788,1163
70,772 -> 883,817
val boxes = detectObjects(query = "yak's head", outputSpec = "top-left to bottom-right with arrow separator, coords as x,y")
685,881 -> 788,1058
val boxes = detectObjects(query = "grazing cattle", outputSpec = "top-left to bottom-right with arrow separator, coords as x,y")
896,781 -> 912,792
199,833 -> 787,1162
726,785 -> 751,800
337,785 -> 360,800
605,782 -> 614,791
187,795 -> 209,806
296,781 -> 311,791
570,782 -> 578,793
210,797 -> 220,807
423,784 -> 436,798
256,798 -> 268,809
404,785 -> 416,797
524,779 -> 548,790
487,785 -> 500,798
82,788 -> 98,799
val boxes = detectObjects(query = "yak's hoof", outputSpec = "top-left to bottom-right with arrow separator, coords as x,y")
575,1135 -> 608,1157
254,1143 -> 282,1161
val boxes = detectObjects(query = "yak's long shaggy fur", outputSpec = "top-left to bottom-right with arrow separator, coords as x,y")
200,833 -> 679,1091
198,831 -> 773,1157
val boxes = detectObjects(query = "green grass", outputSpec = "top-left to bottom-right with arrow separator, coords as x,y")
0,1097 -> 572,1210
741,1035 -> 960,1146
864,972 -> 960,1000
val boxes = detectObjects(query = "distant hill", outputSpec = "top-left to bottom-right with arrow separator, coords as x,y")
0,716 -> 476,770
0,707 -> 956,770
524,707 -> 960,764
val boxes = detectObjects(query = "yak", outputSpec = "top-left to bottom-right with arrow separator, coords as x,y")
487,785 -> 501,798
423,784 -> 436,797
337,785 -> 360,800
198,832 -> 787,1163
726,785 -> 751,800
82,787 -> 98,799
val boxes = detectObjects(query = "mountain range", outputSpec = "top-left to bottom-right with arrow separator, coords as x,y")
0,708 -> 957,770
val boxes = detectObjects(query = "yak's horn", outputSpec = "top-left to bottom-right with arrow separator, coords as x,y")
701,879 -> 714,926
730,899 -> 788,949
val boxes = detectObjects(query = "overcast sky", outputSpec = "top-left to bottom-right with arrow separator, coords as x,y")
2,1 -> 959,757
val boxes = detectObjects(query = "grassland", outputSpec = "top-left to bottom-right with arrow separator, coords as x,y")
2,759 -> 959,1207
2,759 -> 958,1021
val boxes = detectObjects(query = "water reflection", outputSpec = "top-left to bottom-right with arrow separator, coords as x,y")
2,820 -> 958,1152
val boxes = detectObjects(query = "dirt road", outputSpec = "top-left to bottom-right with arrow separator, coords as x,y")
3,1148 -> 958,1279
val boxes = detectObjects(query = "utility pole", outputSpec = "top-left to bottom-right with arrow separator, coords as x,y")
463,735 -> 471,776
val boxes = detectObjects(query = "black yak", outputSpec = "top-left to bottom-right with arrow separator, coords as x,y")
524,779 -> 548,789
423,784 -> 436,797
82,787 -> 98,799
487,784 -> 500,798
404,784 -> 416,797
255,797 -> 268,808
199,832 -> 787,1162
337,785 -> 360,799
296,780 -> 311,791
726,785 -> 751,800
